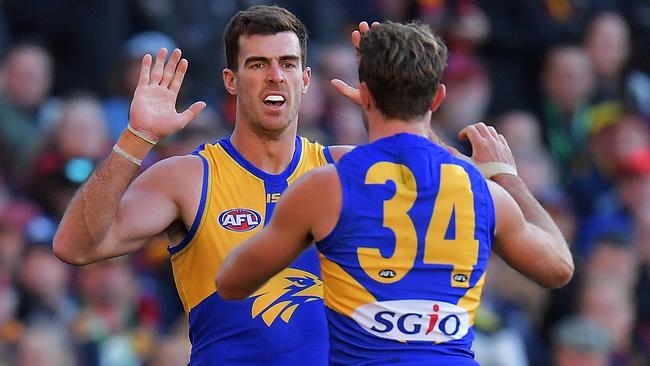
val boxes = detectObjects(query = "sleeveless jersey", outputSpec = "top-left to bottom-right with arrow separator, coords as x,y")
316,133 -> 495,365
170,136 -> 334,365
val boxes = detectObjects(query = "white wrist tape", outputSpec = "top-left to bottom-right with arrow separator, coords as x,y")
127,123 -> 158,145
455,153 -> 518,179
113,145 -> 143,166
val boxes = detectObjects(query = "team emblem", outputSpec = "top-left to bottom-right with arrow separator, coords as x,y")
218,208 -> 262,232
250,268 -> 323,326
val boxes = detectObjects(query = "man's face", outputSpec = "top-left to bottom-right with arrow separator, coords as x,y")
230,32 -> 309,137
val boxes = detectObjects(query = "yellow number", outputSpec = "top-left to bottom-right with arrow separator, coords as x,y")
424,165 -> 479,288
359,162 -> 478,285
359,162 -> 418,283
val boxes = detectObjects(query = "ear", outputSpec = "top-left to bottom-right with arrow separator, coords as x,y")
430,84 -> 446,112
301,66 -> 311,94
359,82 -> 372,110
223,68 -> 237,96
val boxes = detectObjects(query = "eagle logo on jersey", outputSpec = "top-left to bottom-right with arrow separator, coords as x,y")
249,268 -> 323,326
218,208 -> 262,232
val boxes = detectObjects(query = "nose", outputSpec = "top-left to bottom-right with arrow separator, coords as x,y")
266,62 -> 285,84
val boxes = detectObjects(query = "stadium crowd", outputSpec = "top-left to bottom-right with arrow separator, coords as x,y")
0,1 -> 648,365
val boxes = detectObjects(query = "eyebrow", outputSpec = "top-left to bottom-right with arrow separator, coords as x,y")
244,55 -> 300,66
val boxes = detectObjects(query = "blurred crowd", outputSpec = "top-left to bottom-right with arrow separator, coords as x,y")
0,0 -> 648,365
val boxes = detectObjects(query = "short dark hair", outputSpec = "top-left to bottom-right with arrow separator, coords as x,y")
358,21 -> 448,120
224,5 -> 308,71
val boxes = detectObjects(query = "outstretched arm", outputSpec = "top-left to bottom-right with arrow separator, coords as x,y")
53,48 -> 206,265
459,123 -> 574,288
217,165 -> 341,300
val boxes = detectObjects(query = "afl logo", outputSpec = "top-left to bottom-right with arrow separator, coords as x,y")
453,274 -> 468,283
379,269 -> 396,279
218,208 -> 262,232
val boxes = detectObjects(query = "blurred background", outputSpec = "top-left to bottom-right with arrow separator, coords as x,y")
0,0 -> 648,365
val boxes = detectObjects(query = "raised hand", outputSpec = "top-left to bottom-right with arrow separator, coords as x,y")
129,48 -> 206,141
458,122 -> 517,174
330,21 -> 379,105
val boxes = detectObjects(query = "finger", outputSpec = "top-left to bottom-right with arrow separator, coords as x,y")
138,54 -> 152,86
352,30 -> 361,51
498,134 -> 512,152
331,79 -> 361,105
359,21 -> 370,33
150,48 -> 168,85
487,125 -> 499,140
169,58 -> 189,95
459,124 -> 485,144
161,48 -> 182,88
179,101 -> 207,126
371,22 -> 380,28
474,122 -> 495,140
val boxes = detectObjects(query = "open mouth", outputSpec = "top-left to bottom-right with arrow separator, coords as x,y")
263,95 -> 286,108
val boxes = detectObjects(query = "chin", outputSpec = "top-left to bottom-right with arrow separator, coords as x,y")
253,119 -> 294,139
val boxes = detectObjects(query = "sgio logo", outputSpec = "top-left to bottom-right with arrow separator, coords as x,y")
351,300 -> 470,343
218,208 -> 262,232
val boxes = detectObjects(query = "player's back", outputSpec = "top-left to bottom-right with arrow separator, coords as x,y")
316,133 -> 495,365
171,136 -> 332,365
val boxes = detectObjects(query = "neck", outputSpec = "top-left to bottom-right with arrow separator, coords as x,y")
367,110 -> 435,143
230,124 -> 297,175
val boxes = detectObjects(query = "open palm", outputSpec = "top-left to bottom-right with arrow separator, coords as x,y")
129,48 -> 206,141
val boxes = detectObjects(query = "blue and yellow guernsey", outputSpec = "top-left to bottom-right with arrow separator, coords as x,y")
316,133 -> 495,366
170,136 -> 333,365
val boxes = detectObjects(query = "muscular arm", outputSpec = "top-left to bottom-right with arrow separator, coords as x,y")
217,165 -> 341,300
488,177 -> 573,288
54,155 -> 200,265
459,122 -> 573,288
53,48 -> 205,265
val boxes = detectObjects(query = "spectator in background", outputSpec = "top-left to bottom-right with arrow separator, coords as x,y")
632,190 -> 650,359
551,316 -> 612,366
577,117 -> 650,255
495,111 -> 545,154
0,42 -> 58,185
27,93 -> 111,219
540,45 -> 595,181
584,12 -> 632,103
15,240 -> 75,329
104,32 -> 178,142
316,42 -> 365,144
15,325 -> 76,366
434,53 -> 490,151
0,41 -> 58,128
73,259 -> 156,366
577,278 -> 642,365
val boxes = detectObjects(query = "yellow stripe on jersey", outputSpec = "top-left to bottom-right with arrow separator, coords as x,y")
320,254 -> 377,317
457,272 -> 486,325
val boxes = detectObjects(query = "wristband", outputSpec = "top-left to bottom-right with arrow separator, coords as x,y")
113,145 -> 143,166
455,153 -> 518,179
112,125 -> 157,166
127,123 -> 158,145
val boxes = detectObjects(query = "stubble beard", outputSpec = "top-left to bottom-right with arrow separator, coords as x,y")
250,102 -> 298,141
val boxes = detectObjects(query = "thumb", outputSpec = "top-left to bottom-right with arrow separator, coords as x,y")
179,101 -> 207,126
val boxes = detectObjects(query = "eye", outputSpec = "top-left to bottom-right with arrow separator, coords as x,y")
287,277 -> 308,287
282,62 -> 297,70
250,63 -> 264,69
